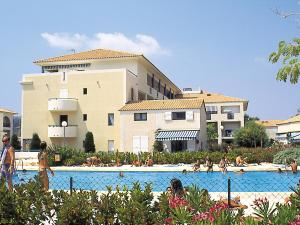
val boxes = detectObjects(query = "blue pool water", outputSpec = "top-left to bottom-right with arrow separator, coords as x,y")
13,170 -> 300,192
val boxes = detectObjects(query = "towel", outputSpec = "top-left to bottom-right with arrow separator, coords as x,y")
0,146 -> 8,165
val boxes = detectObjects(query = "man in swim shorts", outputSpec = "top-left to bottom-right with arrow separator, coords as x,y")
0,134 -> 15,191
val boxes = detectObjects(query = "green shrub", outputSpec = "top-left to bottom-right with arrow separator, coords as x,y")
10,134 -> 21,150
273,148 -> 300,164
234,121 -> 269,148
84,131 -> 96,153
1,179 -> 300,225
153,140 -> 164,152
30,133 -> 41,150
46,145 -> 281,167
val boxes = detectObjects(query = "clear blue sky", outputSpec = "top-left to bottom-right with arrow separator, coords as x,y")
1,0 -> 299,120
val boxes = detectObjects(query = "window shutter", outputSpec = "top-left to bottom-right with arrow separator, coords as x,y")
164,112 -> 172,121
140,136 -> 148,152
186,111 -> 194,120
132,136 -> 141,154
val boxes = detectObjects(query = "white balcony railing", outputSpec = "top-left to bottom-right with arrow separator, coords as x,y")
48,125 -> 77,138
48,98 -> 78,112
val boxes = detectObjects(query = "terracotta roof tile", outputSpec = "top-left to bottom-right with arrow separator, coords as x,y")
34,49 -> 142,64
277,115 -> 300,125
120,99 -> 204,111
176,91 -> 247,103
256,120 -> 284,127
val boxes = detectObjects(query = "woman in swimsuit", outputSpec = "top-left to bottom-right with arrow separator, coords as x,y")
38,141 -> 54,191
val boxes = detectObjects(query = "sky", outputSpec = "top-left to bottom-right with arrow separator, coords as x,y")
0,0 -> 299,120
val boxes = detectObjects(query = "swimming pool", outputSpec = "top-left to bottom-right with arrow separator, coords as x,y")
13,170 -> 299,192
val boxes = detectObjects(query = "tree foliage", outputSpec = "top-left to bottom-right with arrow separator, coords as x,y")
244,114 -> 260,123
11,134 -> 21,150
84,131 -> 96,153
207,123 -> 218,150
30,133 -> 41,150
269,38 -> 300,84
234,121 -> 269,148
153,140 -> 164,152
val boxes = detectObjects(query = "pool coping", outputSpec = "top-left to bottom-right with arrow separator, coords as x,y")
18,163 -> 298,172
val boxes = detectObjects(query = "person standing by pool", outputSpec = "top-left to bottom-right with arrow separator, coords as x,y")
290,160 -> 298,174
219,157 -> 227,173
193,159 -> 201,171
38,141 -> 54,191
205,157 -> 213,173
0,134 -> 15,191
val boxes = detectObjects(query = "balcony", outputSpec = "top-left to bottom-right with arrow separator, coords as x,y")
48,98 -> 77,112
48,125 -> 77,138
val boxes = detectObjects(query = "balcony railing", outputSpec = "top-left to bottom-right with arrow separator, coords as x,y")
48,125 -> 77,138
48,98 -> 78,112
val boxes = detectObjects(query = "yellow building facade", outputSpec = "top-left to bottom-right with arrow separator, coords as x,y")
21,49 -> 181,151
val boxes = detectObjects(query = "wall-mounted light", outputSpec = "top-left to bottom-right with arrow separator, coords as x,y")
97,81 -> 101,88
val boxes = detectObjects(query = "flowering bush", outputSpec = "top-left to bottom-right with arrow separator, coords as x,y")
1,178 -> 299,225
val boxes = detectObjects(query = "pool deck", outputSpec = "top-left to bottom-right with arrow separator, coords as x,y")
18,162 -> 297,172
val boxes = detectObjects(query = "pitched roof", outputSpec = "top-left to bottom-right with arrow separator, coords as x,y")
256,120 -> 284,127
120,99 -> 204,111
277,115 -> 300,125
34,49 -> 142,64
176,91 -> 247,103
176,91 -> 248,110
0,108 -> 16,114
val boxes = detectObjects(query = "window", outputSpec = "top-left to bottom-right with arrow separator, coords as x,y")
3,116 -> 10,127
83,114 -> 87,121
108,140 -> 114,152
60,115 -> 68,126
206,106 -> 218,114
221,106 -> 240,114
153,79 -> 159,91
108,113 -> 114,126
224,130 -> 233,137
227,112 -> 234,120
206,112 -> 212,120
134,113 -> 147,121
171,140 -> 187,152
83,88 -> 87,95
131,88 -> 134,101
172,112 -> 186,120
147,74 -> 152,86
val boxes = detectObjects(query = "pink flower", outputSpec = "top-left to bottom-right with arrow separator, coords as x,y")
289,218 -> 300,225
169,196 -> 189,208
164,217 -> 173,225
253,197 -> 269,207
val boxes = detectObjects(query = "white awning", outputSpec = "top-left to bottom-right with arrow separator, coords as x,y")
155,130 -> 199,141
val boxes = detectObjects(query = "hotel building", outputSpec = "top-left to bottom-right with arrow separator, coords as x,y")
21,49 -> 181,151
21,49 -> 248,152
176,91 -> 248,144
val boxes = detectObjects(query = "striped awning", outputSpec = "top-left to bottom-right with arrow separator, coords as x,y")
156,130 -> 199,141
291,132 -> 300,142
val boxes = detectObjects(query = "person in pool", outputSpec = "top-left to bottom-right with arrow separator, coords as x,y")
0,134 -> 15,191
236,169 -> 245,174
38,141 -> 54,191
